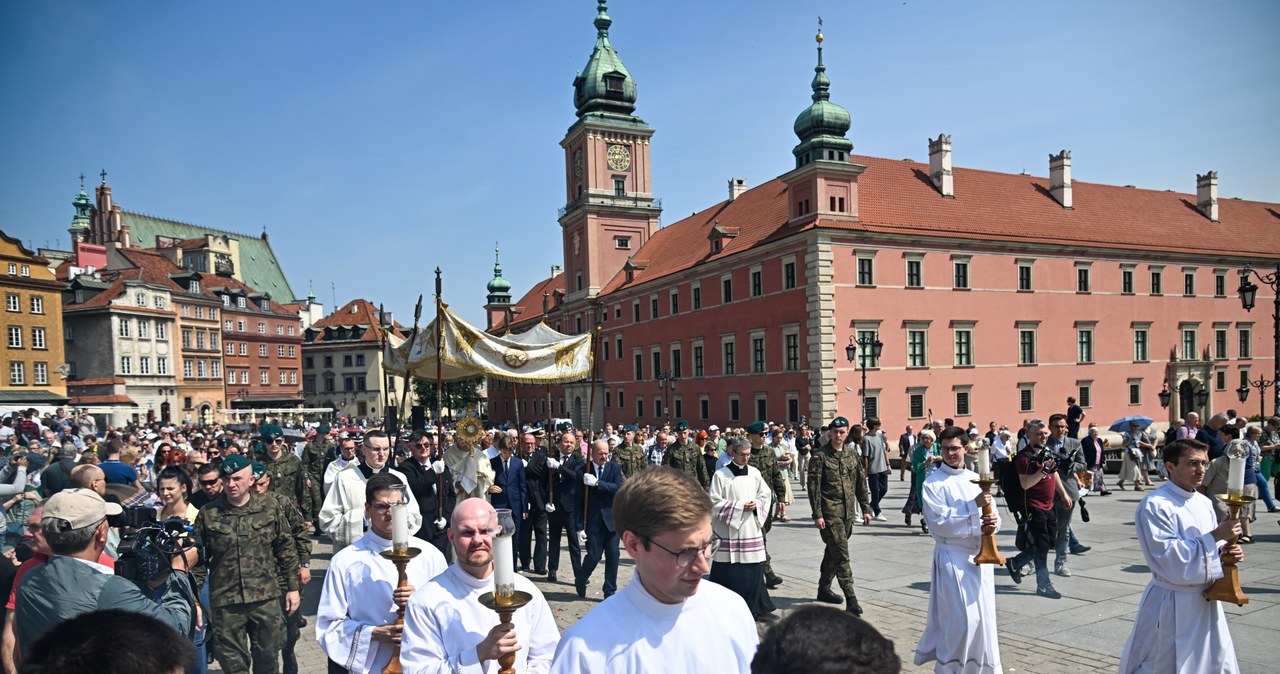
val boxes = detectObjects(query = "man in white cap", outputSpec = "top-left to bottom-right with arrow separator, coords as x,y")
14,489 -> 195,660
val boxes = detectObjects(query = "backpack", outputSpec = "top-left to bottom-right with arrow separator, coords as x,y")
1163,425 -> 1178,448
1000,450 -> 1031,518
15,419 -> 40,446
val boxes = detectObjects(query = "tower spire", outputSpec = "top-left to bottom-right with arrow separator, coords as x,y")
486,242 -> 512,306
573,0 -> 638,118
791,19 -> 853,167
69,174 -> 92,243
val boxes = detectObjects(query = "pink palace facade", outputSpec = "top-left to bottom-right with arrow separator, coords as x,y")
484,5 -> 1280,431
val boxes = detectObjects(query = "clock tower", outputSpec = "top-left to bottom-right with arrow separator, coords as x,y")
559,0 -> 661,303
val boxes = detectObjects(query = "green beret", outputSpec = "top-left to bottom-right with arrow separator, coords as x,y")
317,424 -> 331,435
674,420 -> 689,432
623,424 -> 637,432
557,421 -> 573,432
829,416 -> 850,428
258,423 -> 284,440
220,454 -> 252,477
250,461 -> 267,479
746,421 -> 767,435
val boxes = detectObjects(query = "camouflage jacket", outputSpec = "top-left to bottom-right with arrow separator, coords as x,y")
663,442 -> 710,488
748,442 -> 788,502
262,451 -> 310,521
194,492 -> 299,608
302,438 -> 334,481
260,490 -> 312,572
807,441 -> 872,522
611,443 -> 648,480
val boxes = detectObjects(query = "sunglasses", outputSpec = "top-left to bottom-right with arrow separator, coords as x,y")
199,479 -> 219,486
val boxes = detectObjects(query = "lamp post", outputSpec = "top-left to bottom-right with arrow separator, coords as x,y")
656,370 -> 678,424
1238,263 -> 1280,416
1237,377 -> 1273,421
845,334 -> 884,424
1158,382 -> 1172,409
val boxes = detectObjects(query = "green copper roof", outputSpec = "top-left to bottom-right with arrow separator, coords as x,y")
573,1 -> 638,118
793,32 -> 853,161
486,245 -> 511,304
119,211 -> 296,301
70,178 -> 91,230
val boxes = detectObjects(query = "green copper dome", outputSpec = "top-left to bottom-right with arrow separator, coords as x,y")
486,246 -> 511,305
573,1 -> 637,118
70,174 -> 91,230
792,32 -> 853,165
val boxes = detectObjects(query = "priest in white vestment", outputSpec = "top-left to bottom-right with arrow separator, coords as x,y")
320,432 -> 422,550
445,441 -> 495,502
914,426 -> 1002,674
400,498 -> 559,674
551,467 -> 758,674
317,473 -> 448,673
324,438 -> 359,494
1119,438 -> 1242,674
708,436 -> 776,621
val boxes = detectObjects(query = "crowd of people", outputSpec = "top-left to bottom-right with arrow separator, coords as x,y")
0,399 -> 1263,673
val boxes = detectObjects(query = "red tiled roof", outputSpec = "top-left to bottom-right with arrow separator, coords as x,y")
69,395 -> 135,406
507,273 -> 565,329
310,299 -> 405,342
68,377 -> 127,387
597,155 -> 1280,294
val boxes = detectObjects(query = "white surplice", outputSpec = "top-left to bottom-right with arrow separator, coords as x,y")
400,563 -> 559,674
319,465 -> 423,550
709,465 -> 770,563
915,463 -> 1002,674
549,574 -> 757,674
1119,482 -> 1240,674
324,456 -> 356,494
445,445 -> 495,501
316,531 -> 448,673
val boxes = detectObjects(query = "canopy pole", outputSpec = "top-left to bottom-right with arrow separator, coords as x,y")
434,268 -> 444,426
392,294 -> 425,452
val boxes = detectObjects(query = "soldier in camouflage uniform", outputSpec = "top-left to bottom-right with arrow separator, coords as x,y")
807,416 -> 873,615
194,455 -> 301,674
251,462 -> 312,674
662,420 -> 710,488
301,424 -> 334,531
258,423 -> 310,526
611,425 -> 648,479
745,420 -> 788,588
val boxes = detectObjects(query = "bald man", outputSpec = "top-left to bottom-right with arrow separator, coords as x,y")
69,465 -> 107,496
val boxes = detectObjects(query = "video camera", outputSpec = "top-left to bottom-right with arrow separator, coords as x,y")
1027,444 -> 1066,475
110,507 -> 198,585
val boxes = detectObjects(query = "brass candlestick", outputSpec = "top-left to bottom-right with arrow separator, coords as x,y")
970,477 -> 1006,565
478,590 -> 533,674
379,547 -> 423,674
1203,493 -> 1255,606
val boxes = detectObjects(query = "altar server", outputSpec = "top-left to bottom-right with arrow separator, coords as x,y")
549,467 -> 758,674
913,426 -> 1002,673
708,435 -> 776,622
316,474 -> 447,673
1119,438 -> 1243,674
400,498 -> 559,673
319,431 -> 422,550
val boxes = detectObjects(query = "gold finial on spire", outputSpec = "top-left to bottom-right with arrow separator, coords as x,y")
816,16 -> 824,43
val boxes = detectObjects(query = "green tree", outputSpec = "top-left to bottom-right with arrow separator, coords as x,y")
412,376 -> 486,419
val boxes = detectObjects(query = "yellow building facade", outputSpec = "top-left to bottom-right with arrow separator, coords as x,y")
0,230 -> 69,408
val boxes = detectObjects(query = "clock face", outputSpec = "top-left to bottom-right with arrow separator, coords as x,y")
606,144 -> 631,171
573,149 -> 583,177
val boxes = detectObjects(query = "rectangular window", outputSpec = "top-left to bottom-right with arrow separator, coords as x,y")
1078,384 -> 1091,408
614,177 -> 625,196
1129,382 -> 1142,405
211,361 -> 220,378
156,322 -> 166,340
1122,269 -> 1134,294
225,320 -> 233,331
1239,328 -> 1252,359
617,390 -> 624,409
954,330 -> 973,367
1184,272 -> 1196,296
140,356 -> 151,375
700,397 -> 709,421
278,345 -> 286,358
6,326 -> 21,348
1215,273 -> 1227,297
756,398 -> 767,422
650,297 -> 659,319
259,344 -> 267,357
694,345 -> 705,376
181,329 -> 192,349
276,325 -> 284,335
137,320 -> 148,339
1216,370 -> 1227,391
120,356 -> 132,374
1134,329 -> 1149,362
614,236 -> 631,249
1182,329 -> 1197,360
1019,330 -> 1037,365
1077,329 -> 1094,364
785,333 -> 799,371
955,390 -> 971,417
33,362 -> 47,385
157,357 -> 168,375
856,258 -> 874,286
1018,264 -> 1033,292
632,302 -> 640,322
692,286 -> 702,310
750,269 -> 762,297
723,340 -> 736,375
194,306 -> 203,319
636,397 -> 644,419
196,332 -> 206,349
729,396 -> 740,422
651,350 -> 661,378
354,353 -> 363,365
862,395 -> 878,421
29,296 -> 43,314
670,292 -> 679,315
953,261 -> 969,289
1019,387 -> 1034,413
119,318 -> 130,337
239,343 -> 248,356
603,340 -> 611,361
752,337 -> 765,373
261,370 -> 270,385
722,277 -> 733,303
1215,329 -> 1228,360
1151,270 -> 1163,295
280,371 -> 288,385
674,398 -> 683,420
184,359 -> 193,378
237,320 -> 245,332
633,353 -> 643,380
672,348 -> 682,378
9,362 -> 24,385
906,259 -> 922,288
856,330 -> 880,368
907,330 -> 927,368
1076,267 -> 1090,293
5,294 -> 18,312
258,322 -> 266,334
784,262 -> 796,289
908,392 -> 925,419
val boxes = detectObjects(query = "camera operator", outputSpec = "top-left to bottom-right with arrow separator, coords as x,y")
1003,419 -> 1071,599
13,489 -> 194,661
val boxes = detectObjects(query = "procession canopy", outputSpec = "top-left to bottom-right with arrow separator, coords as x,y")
383,305 -> 593,384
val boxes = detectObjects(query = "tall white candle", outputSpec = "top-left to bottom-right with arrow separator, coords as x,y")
493,534 -> 515,601
1227,455 -> 1246,497
391,502 -> 409,554
978,447 -> 991,479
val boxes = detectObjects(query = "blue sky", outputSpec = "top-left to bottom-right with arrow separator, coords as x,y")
2,1 -> 1277,327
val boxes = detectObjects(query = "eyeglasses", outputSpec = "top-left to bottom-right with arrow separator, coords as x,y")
368,502 -> 399,513
643,535 -> 721,568
1183,460 -> 1211,469
199,479 -> 219,486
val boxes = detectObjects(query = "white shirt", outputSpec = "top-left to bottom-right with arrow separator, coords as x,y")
401,564 -> 559,674
324,456 -> 356,493
550,574 -> 757,674
317,531 -> 448,673
319,465 -> 422,550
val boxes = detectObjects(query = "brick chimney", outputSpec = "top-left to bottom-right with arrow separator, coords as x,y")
1049,150 -> 1072,209
928,134 -> 953,197
728,178 -> 747,202
1197,171 -> 1218,222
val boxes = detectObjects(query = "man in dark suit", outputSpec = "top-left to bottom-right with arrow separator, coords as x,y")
489,433 -> 527,574
397,431 -> 456,562
518,431 -> 551,574
1048,413 -> 1091,578
897,425 -> 916,482
575,439 -> 624,599
546,431 -> 585,584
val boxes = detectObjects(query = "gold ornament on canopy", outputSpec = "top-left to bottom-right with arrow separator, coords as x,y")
456,415 -> 485,446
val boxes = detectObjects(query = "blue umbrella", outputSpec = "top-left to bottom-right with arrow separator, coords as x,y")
1110,415 -> 1154,433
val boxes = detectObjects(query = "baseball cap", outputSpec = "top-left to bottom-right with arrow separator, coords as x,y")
707,425 -> 719,431
43,488 -> 122,531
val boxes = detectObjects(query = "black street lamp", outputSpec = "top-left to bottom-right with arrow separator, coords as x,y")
1194,385 -> 1210,410
1237,376 -> 1274,421
1238,263 -> 1280,416
656,370 -> 678,424
846,334 -> 884,423
1158,382 -> 1172,409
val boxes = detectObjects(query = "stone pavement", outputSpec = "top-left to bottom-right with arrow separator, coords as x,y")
233,474 -> 1277,673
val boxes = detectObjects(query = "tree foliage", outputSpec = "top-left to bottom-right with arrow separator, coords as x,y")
412,376 -> 486,419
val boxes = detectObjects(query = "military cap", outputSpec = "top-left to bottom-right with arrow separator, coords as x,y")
829,416 -> 850,428
220,454 -> 252,477
317,423 -> 331,435
250,461 -> 267,479
673,420 -> 690,432
746,421 -> 767,435
216,435 -> 236,449
533,428 -> 546,438
556,421 -> 574,432
257,422 -> 284,440
623,424 -> 637,432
